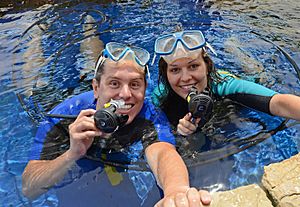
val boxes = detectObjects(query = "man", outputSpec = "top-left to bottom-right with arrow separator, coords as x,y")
22,42 -> 211,207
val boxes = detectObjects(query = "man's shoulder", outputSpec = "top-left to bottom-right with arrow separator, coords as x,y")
50,91 -> 96,115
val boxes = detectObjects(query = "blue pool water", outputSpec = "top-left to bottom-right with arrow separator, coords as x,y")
0,0 -> 300,206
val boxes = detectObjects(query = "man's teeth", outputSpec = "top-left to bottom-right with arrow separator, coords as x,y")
120,104 -> 132,109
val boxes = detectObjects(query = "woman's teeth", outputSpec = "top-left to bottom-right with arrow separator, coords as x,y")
180,84 -> 195,89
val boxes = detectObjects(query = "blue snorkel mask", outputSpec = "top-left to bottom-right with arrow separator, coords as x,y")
95,42 -> 151,79
152,30 -> 217,65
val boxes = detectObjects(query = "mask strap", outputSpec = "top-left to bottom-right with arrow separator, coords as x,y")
206,42 -> 217,56
151,53 -> 157,66
94,55 -> 106,77
145,65 -> 151,81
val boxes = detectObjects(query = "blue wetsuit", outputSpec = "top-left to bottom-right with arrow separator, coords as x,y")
152,71 -> 278,127
28,91 -> 175,205
30,90 -> 175,166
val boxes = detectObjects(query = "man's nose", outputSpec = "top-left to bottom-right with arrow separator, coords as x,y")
119,85 -> 132,99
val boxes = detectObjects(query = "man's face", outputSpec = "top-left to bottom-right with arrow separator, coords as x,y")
92,59 -> 146,125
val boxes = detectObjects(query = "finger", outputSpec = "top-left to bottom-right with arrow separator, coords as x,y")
194,118 -> 201,125
179,118 -> 197,131
177,122 -> 197,135
79,131 -> 101,139
177,125 -> 190,136
183,113 -> 192,121
72,119 -> 97,132
186,188 -> 201,207
70,120 -> 102,140
199,190 -> 211,205
155,197 -> 176,207
73,116 -> 98,130
77,109 -> 96,118
174,192 -> 189,207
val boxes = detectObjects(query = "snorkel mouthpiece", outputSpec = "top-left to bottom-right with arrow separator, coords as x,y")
105,99 -> 126,109
94,99 -> 129,133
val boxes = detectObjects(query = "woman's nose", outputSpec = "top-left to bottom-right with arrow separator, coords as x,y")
181,69 -> 192,82
119,85 -> 132,99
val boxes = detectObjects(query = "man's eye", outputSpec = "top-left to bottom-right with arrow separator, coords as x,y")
109,80 -> 119,88
130,81 -> 141,89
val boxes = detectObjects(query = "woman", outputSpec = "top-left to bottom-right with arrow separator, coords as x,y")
152,30 -> 300,136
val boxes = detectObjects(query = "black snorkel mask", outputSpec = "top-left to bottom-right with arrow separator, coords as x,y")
186,86 -> 213,123
94,99 -> 129,133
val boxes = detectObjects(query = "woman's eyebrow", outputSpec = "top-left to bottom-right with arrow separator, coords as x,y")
188,59 -> 198,64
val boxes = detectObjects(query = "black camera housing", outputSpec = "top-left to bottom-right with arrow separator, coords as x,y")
94,103 -> 128,133
186,87 -> 213,120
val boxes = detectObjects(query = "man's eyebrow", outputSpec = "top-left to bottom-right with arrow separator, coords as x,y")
106,77 -> 144,81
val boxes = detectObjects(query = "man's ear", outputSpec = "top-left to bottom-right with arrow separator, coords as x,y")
92,79 -> 99,99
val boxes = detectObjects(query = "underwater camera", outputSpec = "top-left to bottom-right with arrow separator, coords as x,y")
186,86 -> 213,121
94,99 -> 129,133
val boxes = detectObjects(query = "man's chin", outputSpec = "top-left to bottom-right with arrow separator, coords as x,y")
125,116 -> 134,125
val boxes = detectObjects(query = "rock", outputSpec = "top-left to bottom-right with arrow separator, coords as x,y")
262,153 -> 300,207
210,184 -> 273,207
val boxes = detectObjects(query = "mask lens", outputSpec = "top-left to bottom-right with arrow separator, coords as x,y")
105,42 -> 149,66
131,46 -> 150,66
182,31 -> 205,49
155,35 -> 176,54
106,42 -> 126,60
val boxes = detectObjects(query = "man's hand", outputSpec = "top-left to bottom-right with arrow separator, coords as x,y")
155,187 -> 211,207
68,109 -> 102,161
177,113 -> 200,136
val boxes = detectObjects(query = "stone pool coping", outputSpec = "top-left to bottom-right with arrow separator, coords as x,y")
209,153 -> 300,207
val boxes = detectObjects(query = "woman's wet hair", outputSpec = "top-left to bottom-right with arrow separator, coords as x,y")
158,50 -> 222,101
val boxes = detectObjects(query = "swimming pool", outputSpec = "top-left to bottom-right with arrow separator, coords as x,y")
0,0 -> 299,206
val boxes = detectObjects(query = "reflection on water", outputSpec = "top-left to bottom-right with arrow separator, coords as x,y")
209,0 -> 300,53
0,0 -> 300,206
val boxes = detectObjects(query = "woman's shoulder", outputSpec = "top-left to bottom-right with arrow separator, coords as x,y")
216,70 -> 238,79
212,70 -> 277,97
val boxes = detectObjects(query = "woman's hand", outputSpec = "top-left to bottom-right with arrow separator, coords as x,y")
67,109 -> 103,161
177,113 -> 200,136
155,187 -> 211,207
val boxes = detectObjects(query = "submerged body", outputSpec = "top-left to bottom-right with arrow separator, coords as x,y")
153,30 -> 300,136
152,70 -> 277,128
22,42 -> 212,207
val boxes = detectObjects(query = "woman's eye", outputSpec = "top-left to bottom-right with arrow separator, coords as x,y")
189,64 -> 199,70
169,67 -> 180,74
109,80 -> 119,88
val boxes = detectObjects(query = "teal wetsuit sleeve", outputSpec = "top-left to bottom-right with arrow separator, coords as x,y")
212,72 -> 278,114
213,73 -> 277,97
151,83 -> 168,107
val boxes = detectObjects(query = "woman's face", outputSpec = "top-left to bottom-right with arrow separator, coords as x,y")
166,53 -> 208,99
